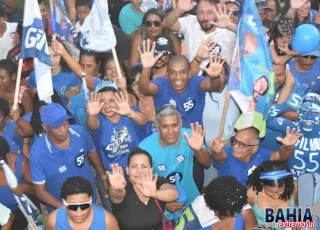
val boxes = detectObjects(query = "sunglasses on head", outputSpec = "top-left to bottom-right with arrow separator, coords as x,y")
63,198 -> 92,211
227,10 -> 240,17
145,20 -> 162,27
154,50 -> 170,56
302,55 -> 318,59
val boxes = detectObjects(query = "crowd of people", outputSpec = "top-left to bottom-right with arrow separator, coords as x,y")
0,0 -> 320,229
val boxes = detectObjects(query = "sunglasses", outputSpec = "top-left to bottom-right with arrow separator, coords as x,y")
145,20 -> 162,27
302,55 -> 318,59
230,137 -> 257,149
63,198 -> 92,211
154,50 -> 170,56
227,10 -> 240,17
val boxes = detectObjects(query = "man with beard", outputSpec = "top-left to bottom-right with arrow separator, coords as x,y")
163,0 -> 236,65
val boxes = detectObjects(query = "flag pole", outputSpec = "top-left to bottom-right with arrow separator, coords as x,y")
13,59 -> 24,106
172,0 -> 176,9
218,91 -> 231,138
111,48 -> 123,79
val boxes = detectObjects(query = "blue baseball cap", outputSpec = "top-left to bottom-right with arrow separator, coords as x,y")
303,47 -> 320,57
40,103 -> 71,128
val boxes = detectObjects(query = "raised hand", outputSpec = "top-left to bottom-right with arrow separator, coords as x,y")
177,0 -> 197,12
135,168 -> 158,198
211,137 -> 225,154
200,53 -> 226,78
279,43 -> 300,56
11,104 -> 20,122
196,39 -> 216,61
184,122 -> 205,151
87,92 -> 104,116
138,39 -> 163,69
50,38 -> 66,56
290,0 -> 308,10
107,163 -> 127,191
277,127 -> 302,146
116,76 -> 127,90
111,91 -> 132,116
211,4 -> 232,28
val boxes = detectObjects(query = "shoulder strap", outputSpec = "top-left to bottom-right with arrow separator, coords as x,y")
154,199 -> 165,218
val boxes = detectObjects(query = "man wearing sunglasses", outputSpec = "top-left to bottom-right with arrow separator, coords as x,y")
46,176 -> 119,230
211,126 -> 301,185
288,47 -> 320,95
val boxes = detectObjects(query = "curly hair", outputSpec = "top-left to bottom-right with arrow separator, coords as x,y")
30,90 -> 75,136
60,176 -> 93,200
0,136 -> 10,162
247,160 -> 294,201
204,176 -> 247,217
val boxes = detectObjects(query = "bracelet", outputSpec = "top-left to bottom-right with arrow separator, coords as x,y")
194,56 -> 202,63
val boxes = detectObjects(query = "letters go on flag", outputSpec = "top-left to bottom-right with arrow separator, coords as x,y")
228,0 -> 275,137
20,0 -> 53,101
80,0 -> 116,52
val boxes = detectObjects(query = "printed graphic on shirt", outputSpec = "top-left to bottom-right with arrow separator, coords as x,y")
59,165 -> 67,173
176,154 -> 185,163
167,172 -> 183,184
157,164 -> 167,172
248,165 -> 257,175
105,127 -> 132,158
183,99 -> 195,112
75,150 -> 85,168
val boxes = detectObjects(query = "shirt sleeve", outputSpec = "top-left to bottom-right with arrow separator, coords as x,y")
191,76 -> 206,95
211,146 -> 231,168
93,77 -> 102,90
151,77 -> 167,97
85,131 -> 96,152
30,147 -> 46,184
27,71 -> 36,88
178,15 -> 193,35
156,176 -> 170,190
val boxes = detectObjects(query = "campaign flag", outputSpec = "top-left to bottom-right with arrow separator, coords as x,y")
0,160 -> 45,230
140,0 -> 159,13
228,0 -> 275,137
80,0 -> 116,52
51,0 -> 80,60
20,0 -> 53,101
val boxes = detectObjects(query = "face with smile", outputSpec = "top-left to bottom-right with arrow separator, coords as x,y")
197,1 -> 216,32
167,59 -> 190,94
99,91 -> 119,118
127,154 -> 152,185
297,0 -> 311,20
253,76 -> 268,102
298,97 -> 320,133
157,115 -> 181,145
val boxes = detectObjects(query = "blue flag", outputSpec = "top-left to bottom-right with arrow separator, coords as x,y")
20,0 -> 53,101
228,0 -> 275,137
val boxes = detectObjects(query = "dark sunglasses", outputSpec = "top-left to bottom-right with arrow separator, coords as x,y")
145,20 -> 162,27
302,55 -> 318,59
227,10 -> 240,17
63,198 -> 92,211
230,137 -> 257,149
154,50 -> 170,56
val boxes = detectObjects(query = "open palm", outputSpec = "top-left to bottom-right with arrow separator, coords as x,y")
135,169 -> 157,198
177,0 -> 197,12
107,164 -> 127,190
290,0 -> 308,9
184,122 -> 205,151
201,54 -> 226,78
112,91 -> 131,116
277,127 -> 302,146
87,92 -> 103,116
212,5 -> 232,28
138,39 -> 163,69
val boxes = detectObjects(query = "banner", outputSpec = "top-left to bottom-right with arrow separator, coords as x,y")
228,0 -> 275,137
20,0 -> 53,101
80,0 -> 116,52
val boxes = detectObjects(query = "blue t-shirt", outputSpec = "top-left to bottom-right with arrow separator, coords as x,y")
29,125 -> 96,213
213,147 -> 273,186
90,113 -> 141,173
28,70 -> 81,101
69,77 -> 101,131
55,205 -> 106,230
139,128 -> 201,219
0,154 -> 25,211
197,212 -> 244,230
297,9 -> 320,29
152,76 -> 206,128
288,60 -> 320,95
119,3 -> 144,35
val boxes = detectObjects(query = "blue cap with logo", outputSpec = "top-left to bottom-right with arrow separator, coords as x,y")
40,103 -> 72,128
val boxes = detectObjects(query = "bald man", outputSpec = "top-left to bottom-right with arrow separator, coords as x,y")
211,127 -> 301,185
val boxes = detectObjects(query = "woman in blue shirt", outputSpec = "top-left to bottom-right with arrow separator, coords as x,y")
294,0 -> 319,29
87,80 -> 147,210
198,176 -> 257,230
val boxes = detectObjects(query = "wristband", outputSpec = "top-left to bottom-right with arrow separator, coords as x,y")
194,56 -> 202,64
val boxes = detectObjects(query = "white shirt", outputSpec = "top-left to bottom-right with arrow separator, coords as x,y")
178,15 -> 236,65
0,22 -> 17,60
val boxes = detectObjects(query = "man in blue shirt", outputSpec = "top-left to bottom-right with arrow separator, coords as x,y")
138,39 -> 226,128
211,126 -> 301,185
29,103 -> 107,213
139,104 -> 211,219
288,48 -> 320,95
